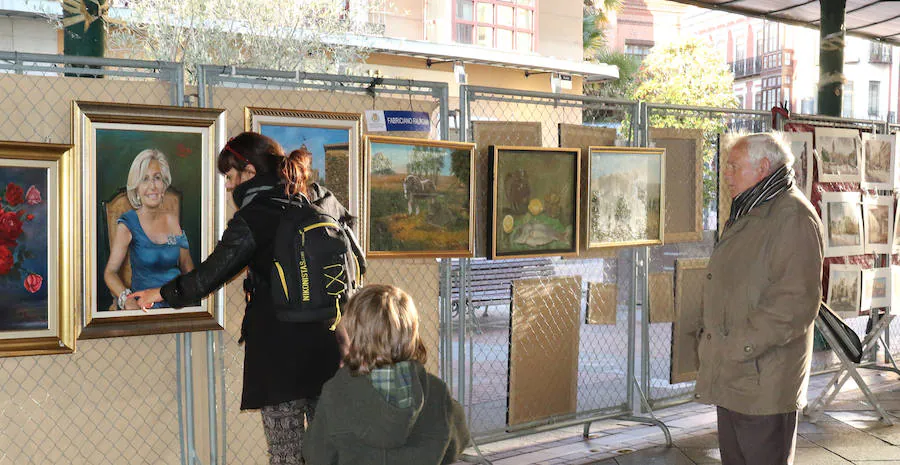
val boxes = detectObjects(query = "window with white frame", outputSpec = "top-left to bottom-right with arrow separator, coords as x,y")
454,0 -> 536,52
842,82 -> 854,118
869,81 -> 881,117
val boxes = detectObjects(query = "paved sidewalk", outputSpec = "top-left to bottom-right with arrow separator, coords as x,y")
454,370 -> 900,464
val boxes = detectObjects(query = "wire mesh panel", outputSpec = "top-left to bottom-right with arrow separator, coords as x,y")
199,66 -> 450,464
643,104 -> 770,408
0,53 -> 184,464
459,86 -> 637,439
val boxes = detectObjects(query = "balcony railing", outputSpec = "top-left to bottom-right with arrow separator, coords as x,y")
729,57 -> 762,78
870,50 -> 892,64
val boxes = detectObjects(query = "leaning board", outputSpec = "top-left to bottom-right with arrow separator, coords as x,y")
508,276 -> 581,427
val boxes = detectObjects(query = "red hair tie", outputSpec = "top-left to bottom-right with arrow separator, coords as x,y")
223,143 -> 249,165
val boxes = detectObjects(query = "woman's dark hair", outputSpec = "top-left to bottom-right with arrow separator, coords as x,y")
218,131 -> 311,196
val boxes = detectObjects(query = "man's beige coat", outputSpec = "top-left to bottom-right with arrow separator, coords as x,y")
694,185 -> 824,415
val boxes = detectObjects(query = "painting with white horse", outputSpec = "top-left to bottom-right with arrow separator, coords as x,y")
366,135 -> 475,257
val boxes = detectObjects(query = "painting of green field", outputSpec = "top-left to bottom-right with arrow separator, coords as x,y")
367,138 -> 473,257
493,148 -> 579,258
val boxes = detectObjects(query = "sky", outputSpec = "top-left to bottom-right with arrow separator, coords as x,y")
370,142 -> 454,176
260,124 -> 349,179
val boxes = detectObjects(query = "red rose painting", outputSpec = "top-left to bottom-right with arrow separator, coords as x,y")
0,165 -> 50,332
0,210 -> 23,248
25,185 -> 41,205
0,246 -> 12,275
24,273 -> 43,293
4,182 -> 23,206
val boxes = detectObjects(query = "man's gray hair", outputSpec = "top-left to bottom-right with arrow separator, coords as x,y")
729,132 -> 795,172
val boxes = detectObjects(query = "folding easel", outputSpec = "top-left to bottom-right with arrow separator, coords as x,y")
804,308 -> 900,425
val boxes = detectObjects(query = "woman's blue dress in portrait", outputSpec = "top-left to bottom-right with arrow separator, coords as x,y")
118,210 -> 189,309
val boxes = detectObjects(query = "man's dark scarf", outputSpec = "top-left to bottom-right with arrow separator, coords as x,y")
726,163 -> 793,229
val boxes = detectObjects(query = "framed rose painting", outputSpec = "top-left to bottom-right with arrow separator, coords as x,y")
0,141 -> 76,356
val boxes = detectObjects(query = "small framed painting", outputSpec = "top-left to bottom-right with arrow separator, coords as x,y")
586,147 -> 665,250
863,195 -> 893,254
246,107 -> 361,219
365,135 -> 475,258
861,133 -> 895,190
0,142 -> 76,356
490,146 -> 580,259
861,267 -> 890,312
785,131 -> 814,198
827,264 -> 861,318
815,127 -> 861,184
821,191 -> 864,257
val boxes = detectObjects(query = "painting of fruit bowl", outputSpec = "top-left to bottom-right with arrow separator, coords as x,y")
490,146 -> 580,259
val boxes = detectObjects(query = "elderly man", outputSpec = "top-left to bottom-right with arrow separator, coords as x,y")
694,132 -> 824,465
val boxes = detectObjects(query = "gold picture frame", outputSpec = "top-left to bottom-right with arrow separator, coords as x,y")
490,146 -> 580,259
364,135 -> 475,258
0,142 -> 76,356
649,128 -> 703,243
244,107 -> 362,222
671,258 -> 708,384
73,101 -> 227,338
586,146 -> 666,250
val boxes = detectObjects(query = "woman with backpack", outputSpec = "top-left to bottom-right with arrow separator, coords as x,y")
130,132 -> 364,465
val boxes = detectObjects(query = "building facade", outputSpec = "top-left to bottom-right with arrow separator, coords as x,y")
605,0 -> 898,121
682,6 -> 898,121
0,0 -> 613,96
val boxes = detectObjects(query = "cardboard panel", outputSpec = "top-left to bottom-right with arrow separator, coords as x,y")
508,276 -> 581,427
364,259 -> 441,375
671,258 -> 708,384
559,123 -> 618,258
586,282 -> 617,325
650,128 -> 704,243
472,121 -> 542,257
649,272 -> 675,323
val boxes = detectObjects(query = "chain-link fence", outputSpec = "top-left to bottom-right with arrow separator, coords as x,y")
458,86 -> 640,440
4,51 -> 900,462
642,103 -> 770,408
0,52 -> 191,465
197,66 -> 452,464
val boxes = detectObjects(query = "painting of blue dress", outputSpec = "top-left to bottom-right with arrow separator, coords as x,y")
259,124 -> 351,206
0,166 -> 50,331
95,128 -> 203,311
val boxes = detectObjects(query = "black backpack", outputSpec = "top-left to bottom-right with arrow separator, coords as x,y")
268,195 -> 366,325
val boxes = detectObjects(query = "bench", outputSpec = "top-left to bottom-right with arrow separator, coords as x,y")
447,257 -> 556,320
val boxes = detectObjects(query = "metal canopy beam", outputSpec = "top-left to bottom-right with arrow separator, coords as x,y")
667,0 -> 900,45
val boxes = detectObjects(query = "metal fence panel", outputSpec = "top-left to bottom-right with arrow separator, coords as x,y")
198,65 -> 451,464
642,104 -> 770,408
459,86 -> 638,440
0,52 -> 186,465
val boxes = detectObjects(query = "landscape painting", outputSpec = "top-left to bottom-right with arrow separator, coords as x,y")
491,147 -> 579,259
863,195 -> 893,254
827,264 -> 861,318
246,107 -> 360,216
587,147 -> 665,249
366,135 -> 475,258
816,127 -> 861,183
785,132 -> 814,198
821,191 -> 864,257
862,133 -> 895,190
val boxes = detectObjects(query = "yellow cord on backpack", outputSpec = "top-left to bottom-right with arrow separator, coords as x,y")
329,298 -> 341,331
